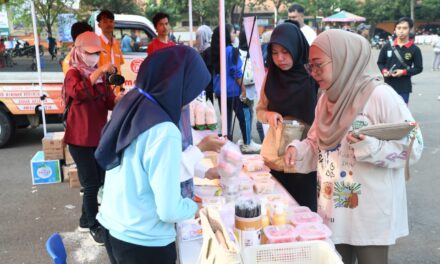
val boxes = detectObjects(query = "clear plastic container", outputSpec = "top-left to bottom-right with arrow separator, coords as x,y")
290,212 -> 323,226
295,223 -> 332,241
250,172 -> 272,182
263,224 -> 297,244
253,180 -> 275,194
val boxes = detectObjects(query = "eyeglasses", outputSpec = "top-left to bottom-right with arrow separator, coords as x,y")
304,61 -> 332,74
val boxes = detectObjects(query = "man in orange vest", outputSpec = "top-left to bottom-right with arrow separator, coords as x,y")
96,10 -> 124,92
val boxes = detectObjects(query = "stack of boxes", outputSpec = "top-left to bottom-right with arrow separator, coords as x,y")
30,131 -> 80,188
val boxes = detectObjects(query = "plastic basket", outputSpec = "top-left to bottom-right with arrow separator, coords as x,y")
242,240 -> 342,264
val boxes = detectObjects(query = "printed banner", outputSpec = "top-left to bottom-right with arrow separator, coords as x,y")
243,16 -> 265,99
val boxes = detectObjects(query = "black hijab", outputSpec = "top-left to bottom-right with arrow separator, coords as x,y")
95,46 -> 210,170
265,23 -> 318,125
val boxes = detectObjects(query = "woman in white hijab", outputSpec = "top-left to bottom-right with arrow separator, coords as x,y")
284,30 -> 423,264
195,25 -> 212,53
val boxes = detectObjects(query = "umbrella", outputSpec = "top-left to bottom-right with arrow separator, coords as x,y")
322,10 -> 366,23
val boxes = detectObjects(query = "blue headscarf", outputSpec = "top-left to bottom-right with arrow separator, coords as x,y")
95,46 -> 210,170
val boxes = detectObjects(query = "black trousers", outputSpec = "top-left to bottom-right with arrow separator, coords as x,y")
104,228 -> 177,264
68,145 -> 104,228
271,170 -> 318,212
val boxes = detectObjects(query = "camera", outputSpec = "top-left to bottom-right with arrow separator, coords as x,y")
107,73 -> 125,86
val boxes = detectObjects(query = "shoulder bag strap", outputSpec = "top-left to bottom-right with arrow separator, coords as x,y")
391,46 -> 411,70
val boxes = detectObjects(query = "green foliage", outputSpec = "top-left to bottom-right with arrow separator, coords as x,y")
82,0 -> 142,15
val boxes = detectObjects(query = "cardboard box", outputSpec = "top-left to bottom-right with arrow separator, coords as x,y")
42,132 -> 65,160
68,166 -> 80,188
64,145 -> 74,165
62,164 -> 77,182
30,151 -> 61,185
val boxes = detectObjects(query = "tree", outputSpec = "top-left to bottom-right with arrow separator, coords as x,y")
82,0 -> 142,15
6,0 -> 75,36
33,0 -> 75,35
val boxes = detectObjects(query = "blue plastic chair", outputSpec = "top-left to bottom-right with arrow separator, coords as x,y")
46,232 -> 67,264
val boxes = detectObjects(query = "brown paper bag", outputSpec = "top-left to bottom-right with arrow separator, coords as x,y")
198,207 -> 242,264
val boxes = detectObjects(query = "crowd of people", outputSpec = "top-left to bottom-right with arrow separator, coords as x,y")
58,5 -> 426,264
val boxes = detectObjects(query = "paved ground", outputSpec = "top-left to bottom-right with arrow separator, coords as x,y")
0,45 -> 439,263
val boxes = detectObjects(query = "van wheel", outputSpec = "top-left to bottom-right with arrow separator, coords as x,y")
0,109 -> 14,148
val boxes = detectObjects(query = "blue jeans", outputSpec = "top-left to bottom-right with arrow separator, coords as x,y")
217,96 -> 252,144
398,93 -> 410,104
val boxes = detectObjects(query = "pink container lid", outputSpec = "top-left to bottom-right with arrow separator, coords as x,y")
295,222 -> 332,241
289,212 -> 323,226
263,224 -> 297,244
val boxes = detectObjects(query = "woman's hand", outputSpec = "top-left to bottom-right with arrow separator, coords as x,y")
100,63 -> 116,74
283,146 -> 297,169
265,111 -> 283,129
346,132 -> 365,144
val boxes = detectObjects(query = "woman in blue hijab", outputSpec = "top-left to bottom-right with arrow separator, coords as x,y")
95,46 -> 210,264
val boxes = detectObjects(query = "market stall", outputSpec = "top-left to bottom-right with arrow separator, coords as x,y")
176,148 -> 342,264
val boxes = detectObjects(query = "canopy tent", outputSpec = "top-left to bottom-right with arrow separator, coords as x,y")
322,10 -> 366,23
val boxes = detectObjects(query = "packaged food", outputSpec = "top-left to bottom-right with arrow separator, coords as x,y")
218,142 -> 243,178
194,100 -> 206,130
263,224 -> 297,244
202,196 -> 226,210
253,180 -> 275,194
239,178 -> 253,195
250,172 -> 272,182
270,202 -> 287,225
295,222 -> 332,241
235,196 -> 262,247
205,100 -> 218,130
243,159 -> 265,172
290,212 -> 323,226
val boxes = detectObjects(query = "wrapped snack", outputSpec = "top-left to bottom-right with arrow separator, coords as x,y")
253,180 -> 275,194
194,100 -> 206,130
263,225 -> 297,244
290,212 -> 323,226
217,142 -> 243,178
205,100 -> 218,130
295,222 -> 332,241
250,172 -> 272,182
202,196 -> 226,211
239,178 -> 253,195
243,159 -> 265,172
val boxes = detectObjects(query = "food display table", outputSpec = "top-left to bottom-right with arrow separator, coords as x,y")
177,154 -> 341,264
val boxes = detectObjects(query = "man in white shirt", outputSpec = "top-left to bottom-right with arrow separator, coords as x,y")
288,3 -> 317,45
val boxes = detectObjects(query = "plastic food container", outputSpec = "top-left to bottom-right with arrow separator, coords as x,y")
243,159 -> 265,172
295,223 -> 332,241
263,224 -> 297,244
202,196 -> 225,210
253,180 -> 275,194
250,172 -> 272,182
290,212 -> 323,226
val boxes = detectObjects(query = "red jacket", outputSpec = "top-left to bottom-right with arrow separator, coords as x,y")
63,69 -> 115,147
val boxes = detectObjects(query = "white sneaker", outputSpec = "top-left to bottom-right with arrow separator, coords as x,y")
240,142 -> 261,154
250,140 -> 261,149
236,139 -> 244,146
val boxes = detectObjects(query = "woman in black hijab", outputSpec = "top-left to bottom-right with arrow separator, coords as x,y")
256,23 -> 319,211
94,46 -> 210,264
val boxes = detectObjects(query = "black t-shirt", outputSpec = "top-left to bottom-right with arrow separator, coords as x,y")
377,40 -> 423,93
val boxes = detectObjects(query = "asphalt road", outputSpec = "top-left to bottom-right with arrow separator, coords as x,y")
0,45 -> 439,264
